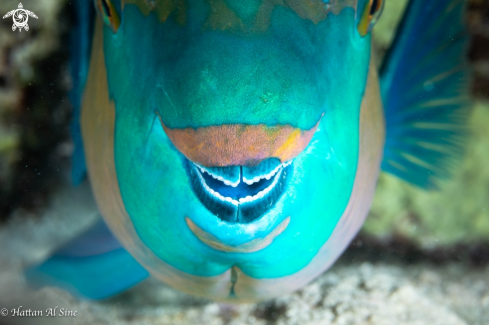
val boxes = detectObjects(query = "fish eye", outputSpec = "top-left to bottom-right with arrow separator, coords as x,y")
94,0 -> 121,33
357,0 -> 384,37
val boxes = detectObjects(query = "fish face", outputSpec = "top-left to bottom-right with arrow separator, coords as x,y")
84,0 -> 384,301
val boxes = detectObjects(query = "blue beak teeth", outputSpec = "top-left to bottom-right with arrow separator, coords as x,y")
242,158 -> 292,185
186,159 -> 292,223
194,164 -> 241,187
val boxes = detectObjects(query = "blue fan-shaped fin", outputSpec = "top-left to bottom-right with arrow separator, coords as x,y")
25,220 -> 149,300
380,0 -> 471,188
69,0 -> 95,185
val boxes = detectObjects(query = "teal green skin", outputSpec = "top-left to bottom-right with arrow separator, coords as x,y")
103,2 -> 370,279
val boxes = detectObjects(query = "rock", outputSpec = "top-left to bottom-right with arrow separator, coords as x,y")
0,0 -> 71,219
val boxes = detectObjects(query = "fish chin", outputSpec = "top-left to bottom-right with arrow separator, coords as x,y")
185,157 -> 292,224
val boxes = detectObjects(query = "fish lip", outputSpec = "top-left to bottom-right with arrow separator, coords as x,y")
156,111 -> 323,167
185,216 -> 291,253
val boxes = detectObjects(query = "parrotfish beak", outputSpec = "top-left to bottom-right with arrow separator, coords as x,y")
159,114 -> 322,223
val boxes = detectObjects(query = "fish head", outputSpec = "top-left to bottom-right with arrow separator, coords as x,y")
84,0 -> 385,301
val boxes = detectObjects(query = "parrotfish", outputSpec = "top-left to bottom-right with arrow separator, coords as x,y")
27,0 -> 470,302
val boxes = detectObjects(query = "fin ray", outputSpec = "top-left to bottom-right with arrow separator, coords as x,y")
379,0 -> 471,188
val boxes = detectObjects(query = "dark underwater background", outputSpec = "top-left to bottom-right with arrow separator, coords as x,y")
0,0 -> 488,324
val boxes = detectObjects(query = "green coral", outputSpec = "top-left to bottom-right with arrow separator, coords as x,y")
364,103 -> 489,248
364,1 -> 489,248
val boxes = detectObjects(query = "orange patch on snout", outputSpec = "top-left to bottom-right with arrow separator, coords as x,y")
158,114 -> 322,167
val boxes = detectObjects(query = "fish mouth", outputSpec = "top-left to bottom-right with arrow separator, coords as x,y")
185,158 -> 292,223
